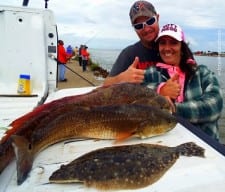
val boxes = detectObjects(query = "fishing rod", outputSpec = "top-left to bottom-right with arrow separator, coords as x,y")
63,64 -> 96,86
83,31 -> 101,45
48,54 -> 96,87
57,32 -> 101,87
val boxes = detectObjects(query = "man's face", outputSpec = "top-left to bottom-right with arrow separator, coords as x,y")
134,15 -> 159,47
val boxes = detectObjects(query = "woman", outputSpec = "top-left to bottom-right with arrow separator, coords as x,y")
144,23 -> 223,140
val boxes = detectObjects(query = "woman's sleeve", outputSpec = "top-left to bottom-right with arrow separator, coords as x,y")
175,65 -> 223,123
143,67 -> 162,90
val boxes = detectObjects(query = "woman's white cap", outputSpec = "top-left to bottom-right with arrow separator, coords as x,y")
156,24 -> 185,42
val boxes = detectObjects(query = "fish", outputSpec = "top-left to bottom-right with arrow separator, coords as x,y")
0,83 -> 171,177
49,142 -> 205,190
6,104 -> 177,185
2,83 -> 171,143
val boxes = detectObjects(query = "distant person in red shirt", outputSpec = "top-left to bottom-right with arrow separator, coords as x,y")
81,46 -> 90,72
57,40 -> 71,82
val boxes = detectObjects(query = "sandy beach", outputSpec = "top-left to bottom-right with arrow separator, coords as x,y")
57,60 -> 104,89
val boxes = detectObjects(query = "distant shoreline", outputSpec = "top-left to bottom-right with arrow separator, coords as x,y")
194,53 -> 225,57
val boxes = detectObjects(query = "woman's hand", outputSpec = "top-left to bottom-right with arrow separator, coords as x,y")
160,74 -> 181,100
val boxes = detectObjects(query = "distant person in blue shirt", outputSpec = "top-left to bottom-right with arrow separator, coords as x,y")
66,45 -> 73,62
144,23 -> 223,140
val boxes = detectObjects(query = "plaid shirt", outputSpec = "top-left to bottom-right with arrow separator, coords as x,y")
144,65 -> 223,140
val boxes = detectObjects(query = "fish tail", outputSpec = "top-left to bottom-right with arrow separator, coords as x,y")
176,142 -> 205,157
11,135 -> 34,185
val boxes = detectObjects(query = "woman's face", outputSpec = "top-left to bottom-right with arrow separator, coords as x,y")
158,36 -> 182,66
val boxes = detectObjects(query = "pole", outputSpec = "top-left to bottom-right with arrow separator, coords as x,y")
45,0 -> 49,9
22,0 -> 29,6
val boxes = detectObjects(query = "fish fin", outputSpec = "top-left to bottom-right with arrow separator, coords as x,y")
8,94 -> 84,141
114,132 -> 134,143
4,98 -> 67,144
2,105 -> 49,144
9,101 -> 52,129
11,135 -> 34,185
176,142 -> 205,157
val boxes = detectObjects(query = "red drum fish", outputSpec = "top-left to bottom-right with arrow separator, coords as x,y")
3,83 -> 171,143
49,142 -> 205,190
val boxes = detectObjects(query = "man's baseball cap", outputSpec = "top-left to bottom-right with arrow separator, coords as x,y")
156,24 -> 185,42
129,1 -> 157,24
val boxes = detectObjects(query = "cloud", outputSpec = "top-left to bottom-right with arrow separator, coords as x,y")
1,0 -> 225,51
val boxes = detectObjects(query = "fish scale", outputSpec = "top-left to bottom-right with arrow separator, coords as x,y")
49,142 -> 205,190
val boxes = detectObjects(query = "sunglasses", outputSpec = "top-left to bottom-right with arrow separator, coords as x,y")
133,16 -> 157,30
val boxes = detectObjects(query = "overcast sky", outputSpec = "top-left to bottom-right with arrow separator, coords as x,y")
1,0 -> 225,51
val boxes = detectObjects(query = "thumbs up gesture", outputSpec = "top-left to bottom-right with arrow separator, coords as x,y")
159,74 -> 181,99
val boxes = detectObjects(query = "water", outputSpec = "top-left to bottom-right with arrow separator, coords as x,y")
90,49 -> 121,71
90,48 -> 225,143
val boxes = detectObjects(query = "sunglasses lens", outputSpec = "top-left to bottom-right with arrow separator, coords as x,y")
134,23 -> 143,30
146,17 -> 156,25
133,16 -> 156,30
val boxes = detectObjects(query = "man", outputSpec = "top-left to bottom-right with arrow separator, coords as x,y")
103,0 -> 159,86
57,40 -> 71,82
81,46 -> 90,72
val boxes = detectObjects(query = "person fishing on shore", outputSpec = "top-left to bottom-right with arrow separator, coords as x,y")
57,40 -> 71,82
144,23 -> 223,140
81,45 -> 90,72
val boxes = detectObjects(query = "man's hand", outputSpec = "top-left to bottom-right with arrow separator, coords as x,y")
119,57 -> 145,83
103,57 -> 145,86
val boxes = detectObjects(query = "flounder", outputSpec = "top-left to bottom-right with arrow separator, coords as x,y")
49,142 -> 205,190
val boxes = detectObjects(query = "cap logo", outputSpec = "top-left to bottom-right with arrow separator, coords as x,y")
133,2 -> 145,12
161,24 -> 178,33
